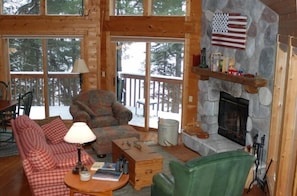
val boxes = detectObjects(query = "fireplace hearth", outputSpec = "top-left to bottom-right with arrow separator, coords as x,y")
218,92 -> 249,146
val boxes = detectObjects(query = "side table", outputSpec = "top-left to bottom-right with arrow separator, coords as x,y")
64,166 -> 129,196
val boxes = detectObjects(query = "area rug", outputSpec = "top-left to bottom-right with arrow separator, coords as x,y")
0,135 -> 18,158
85,143 -> 182,196
162,144 -> 200,162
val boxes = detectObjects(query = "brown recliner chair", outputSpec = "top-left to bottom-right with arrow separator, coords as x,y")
69,89 -> 132,128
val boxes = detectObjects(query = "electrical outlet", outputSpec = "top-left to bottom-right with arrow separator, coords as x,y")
189,96 -> 193,102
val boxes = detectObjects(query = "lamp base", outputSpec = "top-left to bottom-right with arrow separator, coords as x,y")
72,161 -> 88,174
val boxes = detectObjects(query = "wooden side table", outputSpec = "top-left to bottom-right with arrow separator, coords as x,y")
64,167 -> 129,196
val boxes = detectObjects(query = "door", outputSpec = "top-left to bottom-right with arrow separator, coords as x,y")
115,39 -> 183,131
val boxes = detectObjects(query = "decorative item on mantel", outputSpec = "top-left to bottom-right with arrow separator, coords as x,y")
199,48 -> 208,68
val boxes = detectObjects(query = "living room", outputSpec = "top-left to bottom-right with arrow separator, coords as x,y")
0,0 -> 297,195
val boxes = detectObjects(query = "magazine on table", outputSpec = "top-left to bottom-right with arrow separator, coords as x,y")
90,162 -> 116,171
92,169 -> 123,181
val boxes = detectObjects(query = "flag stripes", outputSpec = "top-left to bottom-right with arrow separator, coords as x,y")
211,13 -> 247,49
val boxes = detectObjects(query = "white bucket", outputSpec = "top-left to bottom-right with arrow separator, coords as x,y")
158,118 -> 179,146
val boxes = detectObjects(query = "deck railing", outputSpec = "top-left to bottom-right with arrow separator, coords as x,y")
10,72 -> 80,106
119,72 -> 183,114
10,71 -> 183,116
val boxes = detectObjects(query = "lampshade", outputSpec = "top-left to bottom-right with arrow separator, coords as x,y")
72,58 -> 89,73
64,122 -> 96,144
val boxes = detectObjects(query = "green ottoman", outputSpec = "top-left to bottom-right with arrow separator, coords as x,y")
91,125 -> 140,156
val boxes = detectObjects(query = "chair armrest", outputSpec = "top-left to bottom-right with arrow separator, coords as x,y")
151,173 -> 174,196
112,102 -> 132,124
69,104 -> 91,123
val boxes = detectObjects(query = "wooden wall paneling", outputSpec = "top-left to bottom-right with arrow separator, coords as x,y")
260,0 -> 296,15
279,13 -> 297,36
274,36 -> 297,196
105,32 -> 116,91
267,35 -> 288,195
181,0 -> 200,127
105,16 -> 188,38
0,38 -> 10,87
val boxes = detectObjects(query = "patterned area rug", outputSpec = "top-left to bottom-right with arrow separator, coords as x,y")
85,143 -> 182,196
0,133 -> 18,157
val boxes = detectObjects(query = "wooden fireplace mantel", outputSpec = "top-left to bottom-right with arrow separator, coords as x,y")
192,67 -> 268,94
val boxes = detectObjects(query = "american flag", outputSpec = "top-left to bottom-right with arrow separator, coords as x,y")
211,13 -> 247,49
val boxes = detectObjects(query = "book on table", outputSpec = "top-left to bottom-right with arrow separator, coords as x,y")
90,162 -> 116,171
92,169 -> 123,181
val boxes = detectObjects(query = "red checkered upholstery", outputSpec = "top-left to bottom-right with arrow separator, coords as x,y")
11,115 -> 95,196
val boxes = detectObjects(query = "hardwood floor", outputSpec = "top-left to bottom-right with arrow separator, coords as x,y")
0,131 -> 268,196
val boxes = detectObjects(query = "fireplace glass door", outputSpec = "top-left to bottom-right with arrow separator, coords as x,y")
218,92 -> 249,146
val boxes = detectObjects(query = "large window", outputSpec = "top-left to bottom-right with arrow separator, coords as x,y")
8,37 -> 81,119
112,0 -> 186,16
2,0 -> 83,15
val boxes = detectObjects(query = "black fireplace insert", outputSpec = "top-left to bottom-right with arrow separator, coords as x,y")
218,92 -> 249,146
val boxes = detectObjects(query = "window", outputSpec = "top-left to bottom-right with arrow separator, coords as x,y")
3,0 -> 40,15
8,37 -> 81,119
112,0 -> 186,16
153,0 -> 186,16
2,0 -> 83,15
46,0 -> 83,15
114,0 -> 143,16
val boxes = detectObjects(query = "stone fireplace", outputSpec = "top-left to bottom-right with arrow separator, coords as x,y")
182,0 -> 279,165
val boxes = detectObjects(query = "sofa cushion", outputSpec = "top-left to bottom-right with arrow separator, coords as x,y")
14,115 -> 46,139
88,90 -> 114,116
27,147 -> 56,171
26,128 -> 57,171
75,100 -> 96,117
55,150 -> 94,168
19,126 -> 48,156
41,117 -> 68,144
48,142 -> 77,154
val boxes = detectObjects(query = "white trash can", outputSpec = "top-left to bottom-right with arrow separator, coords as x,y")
158,118 -> 179,146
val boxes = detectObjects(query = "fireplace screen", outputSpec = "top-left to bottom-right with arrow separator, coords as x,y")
218,92 -> 249,146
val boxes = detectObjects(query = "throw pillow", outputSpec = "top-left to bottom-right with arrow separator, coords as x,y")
36,115 -> 60,126
41,117 -> 68,144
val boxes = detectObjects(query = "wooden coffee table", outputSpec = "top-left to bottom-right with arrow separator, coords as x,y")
64,166 -> 129,196
112,137 -> 163,190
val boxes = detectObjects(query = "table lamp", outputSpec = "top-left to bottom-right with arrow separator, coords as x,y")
72,58 -> 89,86
64,122 -> 96,174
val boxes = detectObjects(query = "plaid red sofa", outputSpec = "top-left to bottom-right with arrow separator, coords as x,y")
11,115 -> 95,196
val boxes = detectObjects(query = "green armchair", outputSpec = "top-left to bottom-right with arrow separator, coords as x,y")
151,150 -> 255,196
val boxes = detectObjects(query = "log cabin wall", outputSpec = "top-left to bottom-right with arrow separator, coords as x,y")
2,0 -> 296,195
0,0 -> 101,90
260,0 -> 297,196
0,0 -> 201,126
101,0 -> 201,127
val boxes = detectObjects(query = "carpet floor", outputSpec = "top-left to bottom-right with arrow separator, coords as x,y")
0,132 -> 18,158
85,143 -> 184,196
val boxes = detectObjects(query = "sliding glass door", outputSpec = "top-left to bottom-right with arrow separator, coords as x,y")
115,39 -> 184,130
